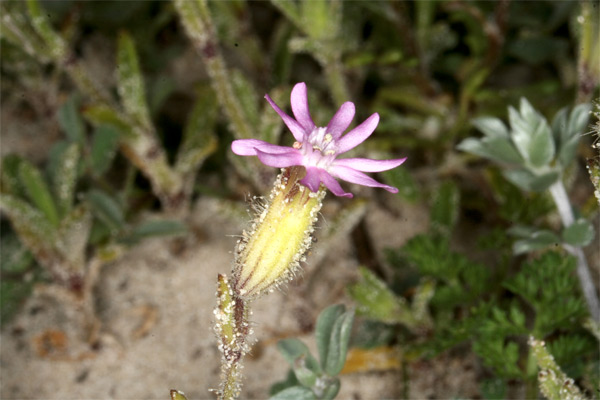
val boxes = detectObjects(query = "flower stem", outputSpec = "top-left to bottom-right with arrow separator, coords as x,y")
548,180 -> 600,322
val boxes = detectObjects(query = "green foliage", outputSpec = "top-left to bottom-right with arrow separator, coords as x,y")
270,304 -> 354,400
503,252 -> 587,336
459,99 -> 591,192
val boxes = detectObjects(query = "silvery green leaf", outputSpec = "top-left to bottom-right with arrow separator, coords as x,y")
0,194 -> 57,259
83,104 -> 132,135
86,189 -> 125,233
127,220 -> 187,243
117,31 -> 152,131
509,100 -> 554,167
507,225 -> 537,238
556,104 -> 592,167
472,117 -> 510,139
562,218 -> 595,247
502,168 -> 559,192
231,70 -> 259,128
320,378 -> 341,400
551,107 -> 568,146
527,118 -> 555,168
176,85 -> 218,176
457,136 -> 523,165
91,125 -> 120,176
512,230 -> 560,254
19,160 -> 60,227
315,304 -> 345,369
277,339 -> 317,370
57,95 -> 86,146
52,143 -> 80,217
322,307 -> 354,376
270,386 -> 316,400
26,0 -> 67,60
347,267 -> 415,326
292,363 -> 318,388
56,204 -> 92,272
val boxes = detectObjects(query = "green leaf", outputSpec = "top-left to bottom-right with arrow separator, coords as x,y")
117,31 -> 152,131
508,99 -> 555,168
554,103 -> 592,167
230,70 -> 260,128
562,218 -> 595,247
269,369 -> 300,397
83,104 -> 132,135
315,304 -> 345,369
86,189 -> 125,233
90,124 -> 120,176
348,268 -> 412,325
1,154 -> 25,197
457,136 -> 523,165
292,363 -> 318,388
127,220 -> 187,242
472,117 -> 509,139
278,338 -> 312,365
1,231 -> 34,274
430,180 -> 460,236
169,389 -> 188,400
51,143 -> 80,217
320,378 -> 341,400
511,229 -> 560,254
269,386 -> 316,400
18,160 -> 60,226
322,307 -> 354,376
0,194 -> 57,261
26,0 -> 67,60
502,168 -> 559,192
55,204 -> 92,272
57,95 -> 86,146
176,85 -> 218,175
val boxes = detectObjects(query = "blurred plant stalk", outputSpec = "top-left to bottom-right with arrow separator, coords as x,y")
548,180 -> 600,321
576,1 -> 599,104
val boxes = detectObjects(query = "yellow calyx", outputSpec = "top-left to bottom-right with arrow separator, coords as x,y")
233,166 -> 325,299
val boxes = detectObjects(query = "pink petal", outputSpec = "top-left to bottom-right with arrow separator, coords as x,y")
336,113 -> 379,154
319,170 -> 353,198
291,83 -> 315,132
265,94 -> 306,142
232,139 -> 294,156
329,165 -> 398,193
256,149 -> 302,168
299,166 -> 322,192
326,102 -> 355,140
333,157 -> 407,172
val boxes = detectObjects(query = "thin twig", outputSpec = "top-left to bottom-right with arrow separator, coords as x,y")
549,180 -> 600,322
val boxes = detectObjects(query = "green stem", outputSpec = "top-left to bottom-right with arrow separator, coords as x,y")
548,180 -> 600,321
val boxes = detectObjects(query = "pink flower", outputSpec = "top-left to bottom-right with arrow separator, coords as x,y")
231,82 -> 406,198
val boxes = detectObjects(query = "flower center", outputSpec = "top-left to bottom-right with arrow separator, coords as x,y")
294,127 -> 337,168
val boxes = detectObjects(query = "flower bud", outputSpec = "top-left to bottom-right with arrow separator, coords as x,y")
233,166 -> 325,299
